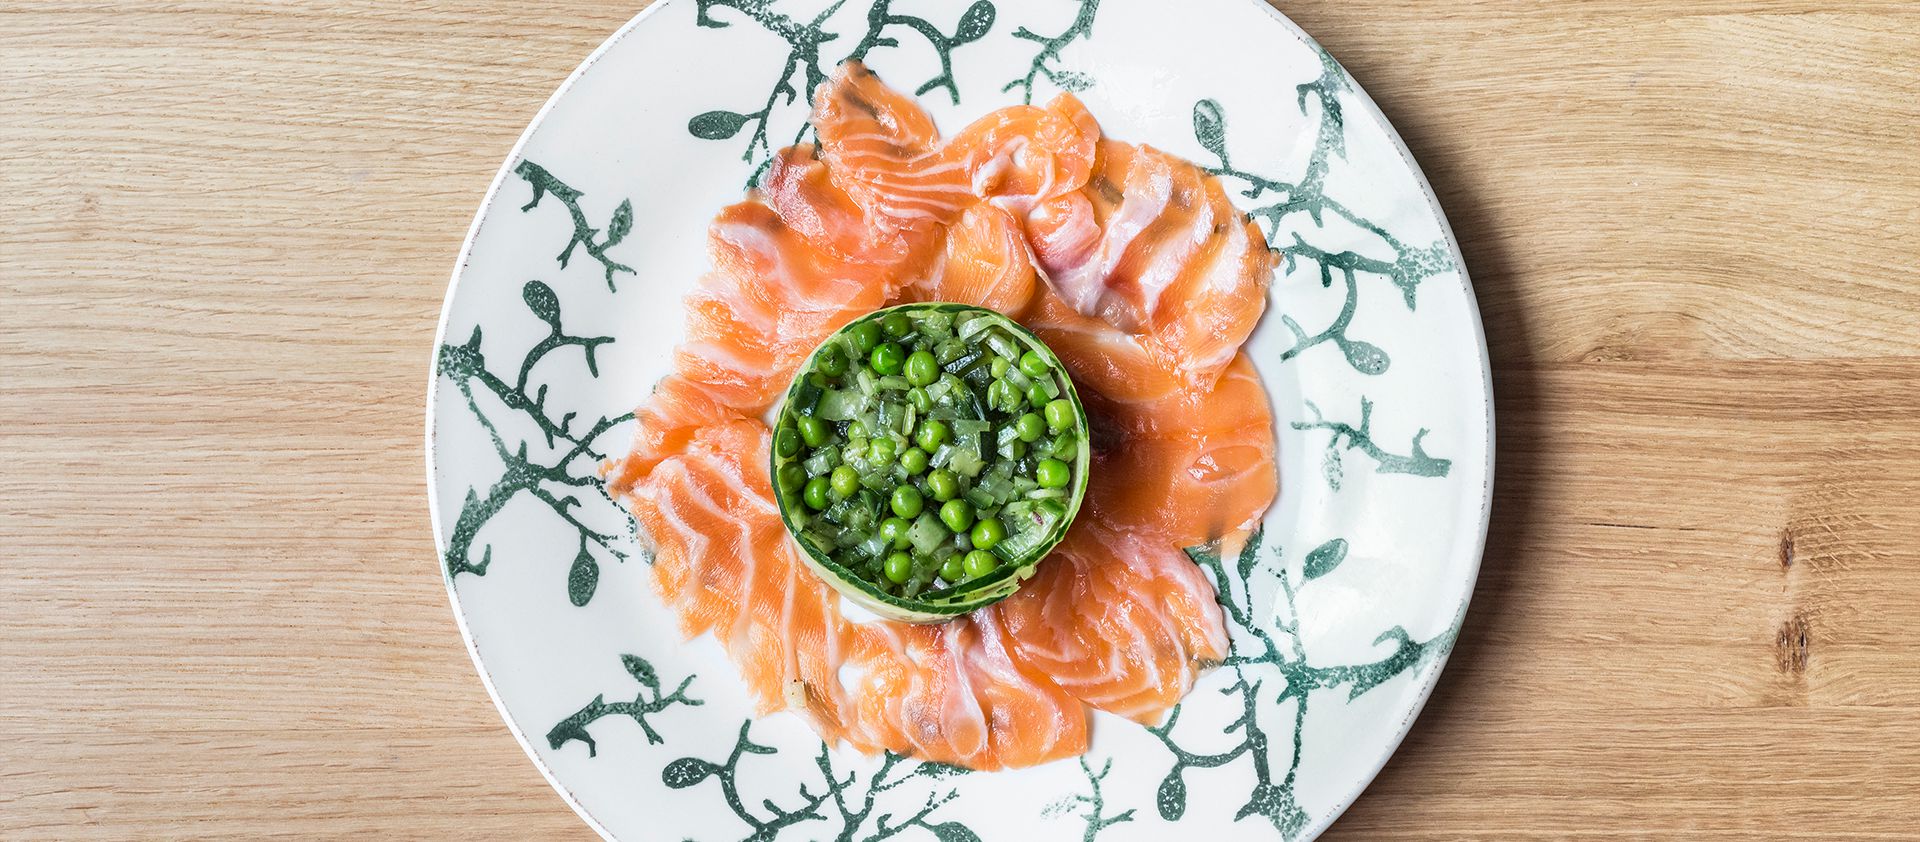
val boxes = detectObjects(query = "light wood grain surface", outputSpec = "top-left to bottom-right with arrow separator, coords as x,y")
5,1 -> 1918,838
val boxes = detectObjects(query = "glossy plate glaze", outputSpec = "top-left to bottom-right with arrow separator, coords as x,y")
426,1 -> 1492,838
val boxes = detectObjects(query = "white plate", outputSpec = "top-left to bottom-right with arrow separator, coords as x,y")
427,1 -> 1491,838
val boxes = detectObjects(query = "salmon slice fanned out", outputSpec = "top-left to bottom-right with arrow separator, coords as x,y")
623,421 -> 853,738
1026,140 -> 1277,389
850,612 -> 1089,770
901,203 -> 1040,318
609,62 -> 1279,769
814,61 -> 1101,230
985,520 -> 1229,723
1081,353 -> 1278,545
678,146 -> 943,414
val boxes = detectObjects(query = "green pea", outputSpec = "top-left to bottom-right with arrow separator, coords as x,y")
798,416 -> 830,447
816,348 -> 847,378
926,469 -> 959,502
777,463 -> 807,493
1036,458 -> 1071,489
890,485 -> 924,518
871,342 -> 906,376
807,371 -> 829,389
939,499 -> 976,533
899,446 -> 929,475
879,517 -> 912,549
1006,439 -> 1027,460
830,465 -> 860,498
1018,350 -> 1050,378
1027,382 -> 1050,409
962,549 -> 999,578
904,350 -> 938,386
1044,398 -> 1076,433
869,438 -> 897,464
1013,413 -> 1045,443
907,387 -> 932,413
848,420 -> 867,439
940,555 -> 965,582
986,380 -> 1014,412
970,517 -> 1005,551
915,419 -> 949,452
884,551 -> 913,584
1051,431 -> 1079,460
803,477 -> 831,510
849,321 -> 882,354
990,357 -> 1011,379
774,426 -> 800,458
882,312 -> 912,338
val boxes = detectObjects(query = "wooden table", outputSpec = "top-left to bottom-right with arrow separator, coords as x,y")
5,2 -> 1918,838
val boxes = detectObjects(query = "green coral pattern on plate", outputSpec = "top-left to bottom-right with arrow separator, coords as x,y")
428,1 -> 1488,839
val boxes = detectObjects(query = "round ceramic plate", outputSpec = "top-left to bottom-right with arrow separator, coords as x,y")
427,0 -> 1491,839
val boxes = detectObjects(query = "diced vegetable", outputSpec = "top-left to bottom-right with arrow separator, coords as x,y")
803,447 -> 839,477
952,419 -> 991,437
816,389 -> 864,421
907,512 -> 948,556
948,446 -> 986,478
984,331 -> 1020,361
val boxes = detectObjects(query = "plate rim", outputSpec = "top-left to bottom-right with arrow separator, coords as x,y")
1232,2 -> 1496,831
422,1 -> 1495,838
423,2 -> 679,837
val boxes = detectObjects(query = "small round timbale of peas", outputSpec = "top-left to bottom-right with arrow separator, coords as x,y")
773,305 -> 1085,607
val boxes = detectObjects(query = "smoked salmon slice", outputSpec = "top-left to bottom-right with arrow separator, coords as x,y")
901,203 -> 1040,319
609,63 -> 1277,769
814,61 -> 1101,229
1025,140 -> 1276,390
683,145 -> 943,413
1079,353 -> 1278,545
